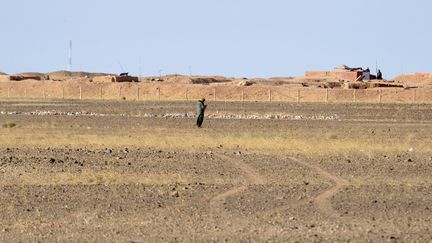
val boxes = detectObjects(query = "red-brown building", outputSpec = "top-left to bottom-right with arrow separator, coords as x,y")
305,70 -> 363,81
305,65 -> 365,81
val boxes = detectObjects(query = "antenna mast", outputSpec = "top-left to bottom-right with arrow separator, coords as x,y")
375,57 -> 378,74
68,40 -> 72,71
139,56 -> 142,78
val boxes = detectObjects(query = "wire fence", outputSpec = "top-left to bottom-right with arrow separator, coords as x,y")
0,81 -> 431,104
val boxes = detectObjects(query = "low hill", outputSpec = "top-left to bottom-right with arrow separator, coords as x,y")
140,75 -> 232,85
394,73 -> 432,88
48,71 -> 114,81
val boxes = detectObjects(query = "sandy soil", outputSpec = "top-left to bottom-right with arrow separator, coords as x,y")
0,100 -> 432,242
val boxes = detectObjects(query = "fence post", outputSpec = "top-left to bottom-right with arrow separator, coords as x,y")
325,88 -> 329,102
213,88 -> 216,101
297,89 -> 300,103
137,87 -> 140,100
79,86 -> 82,100
353,89 -> 356,103
412,89 -> 416,103
241,87 -> 244,102
378,89 -> 382,103
268,89 -> 272,102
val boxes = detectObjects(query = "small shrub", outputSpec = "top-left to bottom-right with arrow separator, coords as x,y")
325,133 -> 338,140
2,122 -> 16,128
329,134 -> 338,140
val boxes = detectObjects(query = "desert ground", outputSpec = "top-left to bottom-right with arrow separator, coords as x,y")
1,99 -> 432,242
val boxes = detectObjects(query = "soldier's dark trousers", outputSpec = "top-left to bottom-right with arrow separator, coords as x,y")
196,114 -> 204,127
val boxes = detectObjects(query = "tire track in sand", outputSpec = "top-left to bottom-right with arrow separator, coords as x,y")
210,153 -> 265,213
289,157 -> 349,217
210,154 -> 348,218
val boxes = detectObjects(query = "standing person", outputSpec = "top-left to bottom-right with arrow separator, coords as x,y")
377,69 -> 383,80
363,67 -> 371,81
196,98 -> 207,128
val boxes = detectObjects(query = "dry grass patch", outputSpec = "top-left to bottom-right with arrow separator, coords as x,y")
0,128 -> 430,156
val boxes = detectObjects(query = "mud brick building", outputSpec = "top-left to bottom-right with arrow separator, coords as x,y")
305,70 -> 363,81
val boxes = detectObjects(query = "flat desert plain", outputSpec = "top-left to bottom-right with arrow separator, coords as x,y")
0,100 -> 432,242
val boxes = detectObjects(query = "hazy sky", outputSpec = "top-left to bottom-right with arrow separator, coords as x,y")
0,0 -> 430,78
